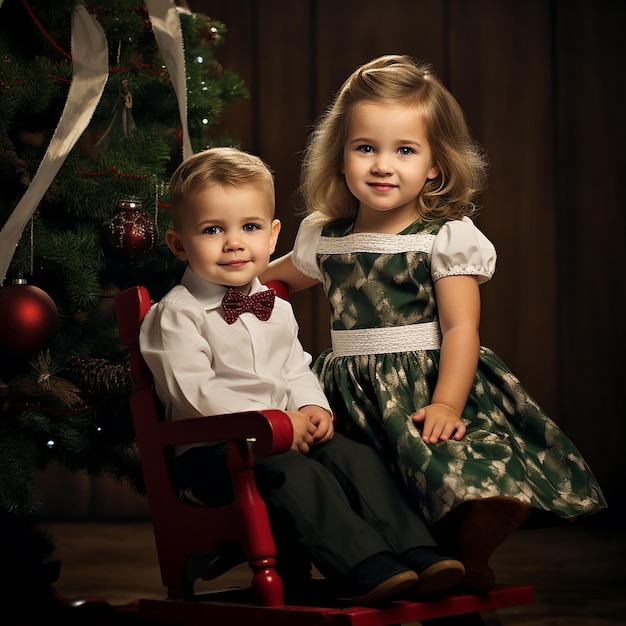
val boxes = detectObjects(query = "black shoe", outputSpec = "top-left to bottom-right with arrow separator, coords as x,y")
335,552 -> 419,605
400,546 -> 465,594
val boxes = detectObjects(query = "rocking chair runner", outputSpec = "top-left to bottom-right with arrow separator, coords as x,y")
114,283 -> 532,625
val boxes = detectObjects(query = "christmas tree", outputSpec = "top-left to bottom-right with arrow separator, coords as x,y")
0,0 -> 246,529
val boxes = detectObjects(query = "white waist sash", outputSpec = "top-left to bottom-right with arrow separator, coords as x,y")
330,322 -> 441,356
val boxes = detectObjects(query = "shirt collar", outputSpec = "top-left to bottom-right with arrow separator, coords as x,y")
180,266 -> 265,311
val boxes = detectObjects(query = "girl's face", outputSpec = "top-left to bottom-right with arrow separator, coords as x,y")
165,184 -> 280,293
341,102 -> 439,231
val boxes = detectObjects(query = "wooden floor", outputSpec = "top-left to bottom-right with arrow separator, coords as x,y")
36,517 -> 625,625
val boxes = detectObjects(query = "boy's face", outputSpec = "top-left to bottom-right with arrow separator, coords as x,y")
165,184 -> 280,293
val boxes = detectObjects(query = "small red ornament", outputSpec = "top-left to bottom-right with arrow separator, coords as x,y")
0,279 -> 59,354
101,196 -> 158,262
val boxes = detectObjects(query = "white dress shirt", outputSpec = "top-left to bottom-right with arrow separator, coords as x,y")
139,266 -> 331,454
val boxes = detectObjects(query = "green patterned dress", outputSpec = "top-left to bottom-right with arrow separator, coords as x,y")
292,213 -> 607,526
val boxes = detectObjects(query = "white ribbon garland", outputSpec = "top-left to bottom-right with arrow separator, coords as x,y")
146,0 -> 192,161
0,4 -> 108,285
0,0 -> 192,285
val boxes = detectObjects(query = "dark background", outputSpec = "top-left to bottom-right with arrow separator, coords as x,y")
38,0 -> 625,526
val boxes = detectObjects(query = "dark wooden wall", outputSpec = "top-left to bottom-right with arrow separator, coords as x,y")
36,0 -> 623,523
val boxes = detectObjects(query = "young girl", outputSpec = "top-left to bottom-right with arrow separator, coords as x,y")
261,54 -> 607,591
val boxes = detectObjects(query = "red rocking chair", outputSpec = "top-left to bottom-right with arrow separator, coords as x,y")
114,283 -> 532,625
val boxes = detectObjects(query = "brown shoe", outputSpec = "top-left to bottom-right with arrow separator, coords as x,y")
415,558 -> 466,595
400,547 -> 466,595
351,570 -> 419,604
336,553 -> 419,605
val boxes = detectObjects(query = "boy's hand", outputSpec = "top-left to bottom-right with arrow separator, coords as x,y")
286,411 -> 317,454
299,405 -> 334,445
412,403 -> 466,444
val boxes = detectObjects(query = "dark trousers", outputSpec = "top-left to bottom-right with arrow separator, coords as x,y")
172,433 -> 437,582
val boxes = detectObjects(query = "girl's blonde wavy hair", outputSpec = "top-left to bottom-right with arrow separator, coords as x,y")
300,55 -> 488,224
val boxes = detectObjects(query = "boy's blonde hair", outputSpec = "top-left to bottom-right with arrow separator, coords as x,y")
300,54 -> 488,223
168,147 -> 275,227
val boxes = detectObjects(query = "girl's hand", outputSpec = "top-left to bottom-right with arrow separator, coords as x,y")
286,411 -> 317,454
260,252 -> 319,293
299,405 -> 334,445
412,403 -> 466,443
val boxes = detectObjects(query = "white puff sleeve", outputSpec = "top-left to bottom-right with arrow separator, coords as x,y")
431,217 -> 497,284
292,213 -> 325,282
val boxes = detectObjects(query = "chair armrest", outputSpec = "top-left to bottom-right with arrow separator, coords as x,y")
149,408 -> 293,458
264,280 -> 290,301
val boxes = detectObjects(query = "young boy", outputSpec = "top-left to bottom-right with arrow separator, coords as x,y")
139,146 -> 465,604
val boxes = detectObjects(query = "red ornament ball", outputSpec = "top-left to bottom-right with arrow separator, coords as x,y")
101,197 -> 158,262
0,282 -> 60,354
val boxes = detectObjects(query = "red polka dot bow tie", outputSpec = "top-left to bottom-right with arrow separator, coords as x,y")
221,287 -> 276,324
